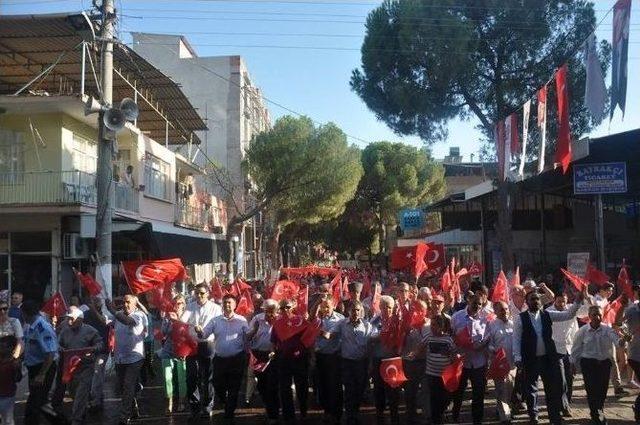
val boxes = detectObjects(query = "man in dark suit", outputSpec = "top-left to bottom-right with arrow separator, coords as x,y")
513,288 -> 586,425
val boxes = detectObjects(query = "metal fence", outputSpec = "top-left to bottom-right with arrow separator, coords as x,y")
0,170 -> 96,205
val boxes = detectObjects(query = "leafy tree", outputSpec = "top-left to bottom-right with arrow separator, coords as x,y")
244,115 -> 363,266
351,0 -> 610,269
356,141 -> 445,252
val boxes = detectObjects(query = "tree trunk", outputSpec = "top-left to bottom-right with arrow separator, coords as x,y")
268,225 -> 281,269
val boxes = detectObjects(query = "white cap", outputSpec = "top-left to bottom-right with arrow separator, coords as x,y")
66,306 -> 84,320
523,279 -> 537,288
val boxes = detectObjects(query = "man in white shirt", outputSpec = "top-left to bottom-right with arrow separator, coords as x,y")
572,305 -> 629,425
200,294 -> 248,422
182,282 -> 222,419
546,293 -> 589,416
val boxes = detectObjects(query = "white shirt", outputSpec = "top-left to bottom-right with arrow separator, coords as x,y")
114,310 -> 147,365
571,323 -> 620,363
182,300 -> 222,342
546,303 -> 589,355
512,301 -> 582,363
488,318 -> 514,365
248,312 -> 274,352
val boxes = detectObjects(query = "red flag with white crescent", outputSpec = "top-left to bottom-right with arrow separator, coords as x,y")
380,357 -> 408,388
74,269 -> 102,297
270,280 -> 300,302
442,356 -> 464,392
272,314 -> 308,342
121,258 -> 187,295
41,292 -> 68,317
486,347 -> 511,380
61,347 -> 94,384
618,260 -> 634,299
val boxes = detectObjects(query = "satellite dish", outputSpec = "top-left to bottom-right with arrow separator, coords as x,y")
84,96 -> 103,116
120,98 -> 139,121
103,108 -> 125,132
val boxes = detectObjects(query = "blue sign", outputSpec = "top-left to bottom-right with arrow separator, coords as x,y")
399,208 -> 424,230
573,162 -> 627,195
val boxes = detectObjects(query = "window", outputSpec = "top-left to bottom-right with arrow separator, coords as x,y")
0,129 -> 25,183
144,153 -> 170,200
72,134 -> 97,174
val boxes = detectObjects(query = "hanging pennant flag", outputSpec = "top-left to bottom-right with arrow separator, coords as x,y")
584,34 -> 607,122
519,101 -> 530,178
506,112 -> 520,158
537,85 -> 548,174
554,64 -> 572,174
611,0 -> 631,119
495,120 -> 507,181
503,116 -> 514,180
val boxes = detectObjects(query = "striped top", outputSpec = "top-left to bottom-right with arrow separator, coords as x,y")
425,334 -> 455,376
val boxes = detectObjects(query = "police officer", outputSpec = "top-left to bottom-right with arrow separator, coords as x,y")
22,299 -> 59,425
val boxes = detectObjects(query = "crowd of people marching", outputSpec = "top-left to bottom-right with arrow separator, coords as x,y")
3,259 -> 640,425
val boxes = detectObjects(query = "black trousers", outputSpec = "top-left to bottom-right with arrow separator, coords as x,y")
253,350 -> 280,420
628,359 -> 640,421
523,355 -> 564,424
581,358 -> 612,424
186,352 -> 212,413
25,362 -> 57,425
278,353 -> 309,420
403,358 -> 425,422
429,375 -> 450,425
115,359 -> 144,422
341,357 -> 369,425
452,365 -> 487,425
316,352 -> 343,420
212,352 -> 247,419
372,357 -> 400,422
560,353 -> 574,407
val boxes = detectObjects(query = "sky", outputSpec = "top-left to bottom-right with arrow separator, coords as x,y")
1,0 -> 639,161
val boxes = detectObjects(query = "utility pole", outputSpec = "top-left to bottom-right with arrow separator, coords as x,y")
96,0 -> 115,296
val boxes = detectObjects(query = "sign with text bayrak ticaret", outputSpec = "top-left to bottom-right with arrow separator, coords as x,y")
573,162 -> 627,195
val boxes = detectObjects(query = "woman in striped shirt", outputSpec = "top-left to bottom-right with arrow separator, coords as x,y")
424,314 -> 457,424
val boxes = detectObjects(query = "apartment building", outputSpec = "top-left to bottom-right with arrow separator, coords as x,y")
0,13 -> 227,300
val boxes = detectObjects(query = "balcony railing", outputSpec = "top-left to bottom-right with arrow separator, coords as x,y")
0,170 -> 139,213
0,170 -> 96,205
175,200 -> 221,232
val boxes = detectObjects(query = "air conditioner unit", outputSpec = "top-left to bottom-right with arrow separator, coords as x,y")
63,233 -> 89,259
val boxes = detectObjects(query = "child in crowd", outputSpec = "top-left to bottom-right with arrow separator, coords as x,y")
0,335 -> 22,425
424,314 -> 457,425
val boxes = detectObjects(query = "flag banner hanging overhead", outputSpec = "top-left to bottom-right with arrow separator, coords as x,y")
611,0 -> 631,119
584,34 -> 607,121
519,100 -> 530,178
503,115 -> 515,180
554,64 -> 572,174
537,85 -> 548,174
495,120 -> 507,181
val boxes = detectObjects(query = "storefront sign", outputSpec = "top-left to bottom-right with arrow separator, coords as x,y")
574,162 -> 627,195
399,208 -> 424,230
567,252 -> 590,277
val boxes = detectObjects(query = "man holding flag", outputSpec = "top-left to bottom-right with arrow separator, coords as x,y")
57,306 -> 103,425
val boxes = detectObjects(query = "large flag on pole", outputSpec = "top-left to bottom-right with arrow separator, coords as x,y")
121,258 -> 187,294
611,0 -> 631,119
584,34 -> 607,121
554,64 -> 572,174
537,85 -> 548,174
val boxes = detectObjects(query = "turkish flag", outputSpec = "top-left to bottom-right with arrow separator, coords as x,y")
235,289 -> 254,317
413,243 -> 429,278
491,271 -> 510,304
234,278 -> 253,295
603,296 -> 624,325
554,63 -> 572,174
249,351 -> 272,373
561,268 -> 588,292
270,280 -> 300,302
390,246 -> 416,270
107,324 -> 115,353
121,258 -> 187,294
210,277 -> 224,301
442,357 -> 464,392
486,347 -> 511,380
148,282 -> 175,313
380,312 -> 404,353
41,292 -> 67,317
380,357 -> 408,388
586,263 -> 610,286
454,326 -> 473,349
618,260 -> 634,299
441,269 -> 451,294
295,285 -> 309,316
273,315 -> 308,342
371,283 -> 381,316
426,243 -> 446,270
170,320 -> 198,358
61,348 -> 94,384
300,317 -> 322,348
74,269 -> 102,297
468,261 -> 483,277
510,266 -> 521,288
330,273 -> 342,307
407,300 -> 427,329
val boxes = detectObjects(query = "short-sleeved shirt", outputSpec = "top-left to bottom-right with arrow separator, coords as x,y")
0,317 -> 23,339
23,315 -> 58,366
248,313 -> 274,352
315,311 -> 344,355
114,310 -> 147,365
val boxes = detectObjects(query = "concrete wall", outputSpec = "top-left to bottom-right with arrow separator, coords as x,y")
0,113 -> 63,172
139,133 -> 177,224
